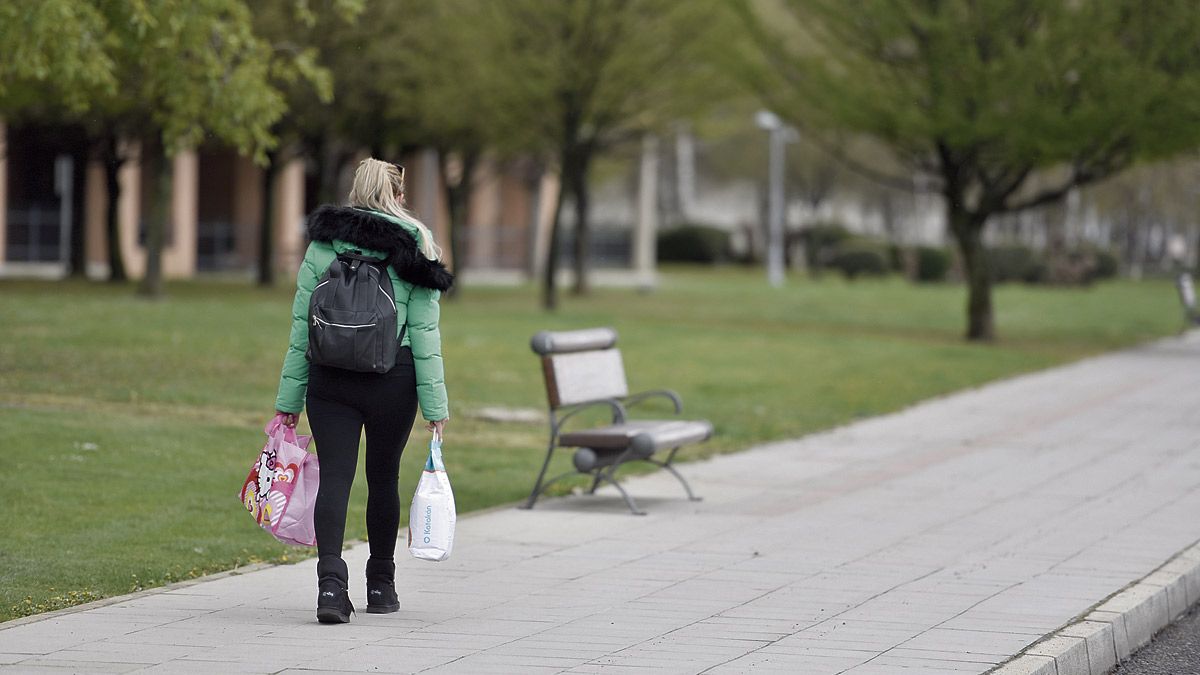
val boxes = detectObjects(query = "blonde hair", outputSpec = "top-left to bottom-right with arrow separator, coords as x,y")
347,158 -> 443,261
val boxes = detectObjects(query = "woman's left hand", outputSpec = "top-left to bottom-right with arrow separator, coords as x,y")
425,418 -> 448,438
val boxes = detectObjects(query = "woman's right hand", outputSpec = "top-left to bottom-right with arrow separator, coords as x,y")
274,411 -> 298,428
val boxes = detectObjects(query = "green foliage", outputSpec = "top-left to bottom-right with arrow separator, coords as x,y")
829,239 -> 889,279
915,246 -> 951,283
0,271 -> 1181,620
0,1 -> 297,161
0,1 -> 115,114
103,1 -> 288,159
443,0 -> 738,156
657,224 -> 731,264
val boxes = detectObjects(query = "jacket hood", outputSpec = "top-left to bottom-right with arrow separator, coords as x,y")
306,205 -> 454,292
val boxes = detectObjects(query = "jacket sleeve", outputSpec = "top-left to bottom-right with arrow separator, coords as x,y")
274,244 -> 321,414
407,285 -> 449,422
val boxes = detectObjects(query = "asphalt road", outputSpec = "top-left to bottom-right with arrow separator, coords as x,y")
1114,603 -> 1200,674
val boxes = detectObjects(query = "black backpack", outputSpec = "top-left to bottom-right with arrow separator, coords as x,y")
307,252 -> 404,373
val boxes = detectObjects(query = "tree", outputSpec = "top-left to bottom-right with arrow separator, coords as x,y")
401,1 -> 497,285
737,0 -> 1200,340
0,2 -> 118,278
447,0 -> 735,310
0,1 -> 115,111
94,1 -> 287,296
3,2 -> 291,291
251,0 -> 363,287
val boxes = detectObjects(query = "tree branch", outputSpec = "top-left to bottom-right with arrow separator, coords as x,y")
999,140 -> 1133,214
802,130 -> 930,193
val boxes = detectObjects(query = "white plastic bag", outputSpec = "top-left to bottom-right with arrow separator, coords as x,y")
408,433 -> 456,561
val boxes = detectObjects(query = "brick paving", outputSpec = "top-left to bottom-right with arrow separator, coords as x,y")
3,333 -> 1200,673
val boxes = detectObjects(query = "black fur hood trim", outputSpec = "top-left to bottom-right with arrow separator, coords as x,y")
306,205 -> 454,292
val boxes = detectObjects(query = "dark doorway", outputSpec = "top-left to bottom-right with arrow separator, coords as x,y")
6,125 -> 88,266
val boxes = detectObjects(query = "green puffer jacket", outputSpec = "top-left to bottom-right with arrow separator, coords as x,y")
275,205 -> 454,421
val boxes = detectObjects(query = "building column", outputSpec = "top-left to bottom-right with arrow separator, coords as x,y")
273,156 -> 305,278
164,149 -> 198,277
0,120 -> 7,265
633,134 -> 659,290
411,148 -> 452,267
84,158 -> 108,278
466,156 -> 501,269
232,154 -> 262,268
117,139 -> 144,278
530,170 -> 560,281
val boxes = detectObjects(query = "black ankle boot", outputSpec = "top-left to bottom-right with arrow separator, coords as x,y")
316,556 -> 354,624
365,558 -> 400,614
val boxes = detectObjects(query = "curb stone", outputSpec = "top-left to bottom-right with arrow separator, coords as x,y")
0,561 -> 277,631
991,539 -> 1200,675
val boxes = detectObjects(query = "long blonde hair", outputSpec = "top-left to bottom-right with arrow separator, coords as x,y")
347,158 -> 442,261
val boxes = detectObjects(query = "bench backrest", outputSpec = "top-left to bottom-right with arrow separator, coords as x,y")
531,328 -> 628,409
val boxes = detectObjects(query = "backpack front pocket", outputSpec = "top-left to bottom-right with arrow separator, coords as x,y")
309,308 -> 386,371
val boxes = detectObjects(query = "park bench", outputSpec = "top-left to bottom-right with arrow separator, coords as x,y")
521,327 -> 712,515
1176,272 -> 1200,327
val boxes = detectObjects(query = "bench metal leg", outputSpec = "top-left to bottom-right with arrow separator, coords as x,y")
586,471 -> 604,495
520,438 -> 559,510
649,447 -> 702,502
597,472 -> 646,516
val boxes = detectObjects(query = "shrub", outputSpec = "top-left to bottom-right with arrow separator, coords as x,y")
887,243 -> 906,273
987,245 -> 1041,284
1092,249 -> 1119,281
800,222 -> 851,269
829,240 -> 889,279
657,224 -> 731,264
915,246 -> 951,282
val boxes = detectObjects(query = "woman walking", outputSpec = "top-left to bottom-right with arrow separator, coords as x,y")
273,158 -> 452,623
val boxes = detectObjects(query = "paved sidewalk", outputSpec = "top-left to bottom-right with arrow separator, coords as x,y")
4,334 -> 1200,674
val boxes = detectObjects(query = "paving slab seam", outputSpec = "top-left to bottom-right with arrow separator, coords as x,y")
0,485 -> 622,634
988,538 -> 1200,675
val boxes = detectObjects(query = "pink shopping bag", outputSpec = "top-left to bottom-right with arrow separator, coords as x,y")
239,418 -> 320,547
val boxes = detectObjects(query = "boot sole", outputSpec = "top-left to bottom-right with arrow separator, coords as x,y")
316,608 -> 352,623
365,603 -> 401,614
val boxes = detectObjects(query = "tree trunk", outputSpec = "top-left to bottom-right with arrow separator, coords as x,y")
257,151 -> 279,287
442,148 -> 479,301
317,143 -> 349,205
102,136 -> 127,283
569,149 -> 592,296
138,156 -> 171,299
542,148 -> 575,311
948,206 -> 994,341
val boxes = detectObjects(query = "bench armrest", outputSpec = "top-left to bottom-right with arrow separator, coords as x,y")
624,389 -> 683,415
555,398 -> 628,431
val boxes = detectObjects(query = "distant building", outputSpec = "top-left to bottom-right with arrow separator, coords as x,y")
0,121 -> 659,286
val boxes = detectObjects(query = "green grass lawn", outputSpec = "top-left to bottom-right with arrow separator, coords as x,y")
0,267 -> 1182,621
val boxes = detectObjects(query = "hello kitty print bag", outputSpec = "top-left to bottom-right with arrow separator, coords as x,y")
240,417 -> 320,547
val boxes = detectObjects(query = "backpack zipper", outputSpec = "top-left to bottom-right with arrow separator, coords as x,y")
313,316 -> 376,329
378,284 -> 396,312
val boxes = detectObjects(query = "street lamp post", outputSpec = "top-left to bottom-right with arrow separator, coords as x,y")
755,110 -> 796,288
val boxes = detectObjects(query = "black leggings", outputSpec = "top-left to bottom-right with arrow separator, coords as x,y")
306,347 -> 418,560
